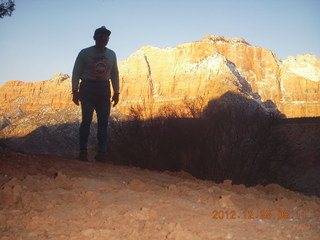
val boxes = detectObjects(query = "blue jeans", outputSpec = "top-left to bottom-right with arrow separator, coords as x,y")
79,81 -> 111,152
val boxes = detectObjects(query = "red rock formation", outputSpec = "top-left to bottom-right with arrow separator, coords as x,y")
1,36 -> 319,137
0,73 -> 72,114
118,36 -> 320,117
280,55 -> 320,117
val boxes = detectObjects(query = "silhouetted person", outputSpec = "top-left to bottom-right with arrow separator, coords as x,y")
72,26 -> 119,161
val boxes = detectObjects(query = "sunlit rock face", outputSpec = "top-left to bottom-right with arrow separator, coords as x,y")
0,73 -> 76,137
0,73 -> 72,113
280,55 -> 320,117
1,36 -> 319,138
118,36 -> 320,117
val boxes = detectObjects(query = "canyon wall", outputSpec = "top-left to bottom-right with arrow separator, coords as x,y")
1,36 -> 319,137
118,35 -> 320,117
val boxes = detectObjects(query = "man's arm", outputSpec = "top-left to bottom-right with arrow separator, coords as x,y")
110,54 -> 120,107
71,51 -> 84,105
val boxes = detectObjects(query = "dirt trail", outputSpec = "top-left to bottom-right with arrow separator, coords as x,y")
0,149 -> 319,240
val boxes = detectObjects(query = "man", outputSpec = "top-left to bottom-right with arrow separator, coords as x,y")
72,26 -> 119,161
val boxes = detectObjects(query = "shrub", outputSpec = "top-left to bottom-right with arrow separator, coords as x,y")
108,92 -> 292,186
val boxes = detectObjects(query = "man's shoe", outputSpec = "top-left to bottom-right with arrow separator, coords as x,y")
78,149 -> 88,161
95,152 -> 108,162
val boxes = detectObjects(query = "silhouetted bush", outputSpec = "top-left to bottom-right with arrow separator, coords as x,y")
108,92 -> 292,186
198,92 -> 291,185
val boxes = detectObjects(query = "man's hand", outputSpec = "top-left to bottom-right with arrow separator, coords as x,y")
112,93 -> 120,107
72,91 -> 80,106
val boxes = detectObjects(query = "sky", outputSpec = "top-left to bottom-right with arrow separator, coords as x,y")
0,0 -> 319,86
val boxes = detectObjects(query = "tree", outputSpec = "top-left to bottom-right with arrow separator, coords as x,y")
0,0 -> 15,19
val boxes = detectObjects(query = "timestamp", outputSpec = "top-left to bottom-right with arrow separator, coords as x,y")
211,210 -> 307,220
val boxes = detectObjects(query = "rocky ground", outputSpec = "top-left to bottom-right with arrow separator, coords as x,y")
0,145 -> 319,240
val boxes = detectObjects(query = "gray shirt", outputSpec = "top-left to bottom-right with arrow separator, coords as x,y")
72,46 -> 119,93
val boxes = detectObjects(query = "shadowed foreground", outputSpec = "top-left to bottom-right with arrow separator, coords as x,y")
0,146 -> 319,240
3,93 -> 320,196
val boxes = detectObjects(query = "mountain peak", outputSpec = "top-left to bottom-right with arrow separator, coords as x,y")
50,72 -> 70,82
200,35 -> 250,45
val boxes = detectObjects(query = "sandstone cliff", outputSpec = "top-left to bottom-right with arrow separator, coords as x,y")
0,73 -> 71,113
118,35 -> 320,117
1,36 -> 319,138
0,73 -> 75,137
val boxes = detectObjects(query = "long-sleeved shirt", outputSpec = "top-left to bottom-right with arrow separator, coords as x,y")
72,46 -> 119,93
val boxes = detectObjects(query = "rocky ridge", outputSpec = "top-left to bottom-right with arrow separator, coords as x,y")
119,35 -> 320,117
1,36 -> 320,139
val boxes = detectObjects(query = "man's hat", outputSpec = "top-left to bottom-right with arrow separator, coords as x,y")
94,26 -> 111,37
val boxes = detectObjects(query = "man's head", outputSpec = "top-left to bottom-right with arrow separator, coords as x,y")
94,26 -> 111,38
93,26 -> 111,48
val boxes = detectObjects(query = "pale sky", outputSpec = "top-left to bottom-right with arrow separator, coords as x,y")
0,0 -> 319,85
